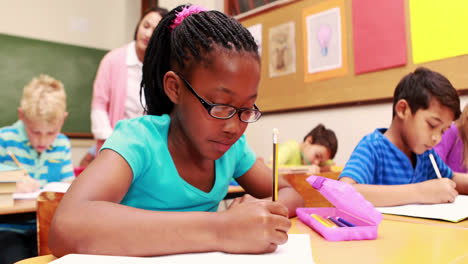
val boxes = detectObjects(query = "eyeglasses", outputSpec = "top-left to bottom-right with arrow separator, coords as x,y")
175,72 -> 262,123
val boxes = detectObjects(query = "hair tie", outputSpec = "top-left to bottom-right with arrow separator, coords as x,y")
170,5 -> 207,31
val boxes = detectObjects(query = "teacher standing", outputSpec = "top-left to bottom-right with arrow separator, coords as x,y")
91,7 -> 168,153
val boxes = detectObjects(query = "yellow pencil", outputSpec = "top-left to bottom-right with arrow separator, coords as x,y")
311,214 -> 334,228
8,151 -> 30,177
272,128 -> 279,202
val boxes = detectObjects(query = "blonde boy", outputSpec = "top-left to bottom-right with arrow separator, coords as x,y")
0,74 -> 74,192
339,67 -> 468,207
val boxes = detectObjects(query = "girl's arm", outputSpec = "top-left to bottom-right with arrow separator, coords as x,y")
453,172 -> 468,194
49,150 -> 290,257
235,158 -> 305,217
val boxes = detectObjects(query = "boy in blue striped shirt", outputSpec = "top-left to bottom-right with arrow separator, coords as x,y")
339,67 -> 468,207
0,74 -> 74,263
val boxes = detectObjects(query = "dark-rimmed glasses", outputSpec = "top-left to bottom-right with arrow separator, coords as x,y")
175,72 -> 262,123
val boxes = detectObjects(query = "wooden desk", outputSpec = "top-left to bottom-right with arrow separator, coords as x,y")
289,217 -> 468,263
15,255 -> 55,264
0,199 -> 37,224
17,217 -> 468,264
0,199 -> 36,215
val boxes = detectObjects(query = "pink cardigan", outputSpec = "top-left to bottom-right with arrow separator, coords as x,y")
91,44 -> 129,129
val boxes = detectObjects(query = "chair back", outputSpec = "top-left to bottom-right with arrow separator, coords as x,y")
36,191 -> 65,256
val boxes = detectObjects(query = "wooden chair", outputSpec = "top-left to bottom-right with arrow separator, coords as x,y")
282,171 -> 340,207
36,191 -> 65,256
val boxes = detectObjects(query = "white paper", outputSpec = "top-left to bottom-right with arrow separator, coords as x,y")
50,234 -> 313,264
377,195 -> 468,222
13,182 -> 71,200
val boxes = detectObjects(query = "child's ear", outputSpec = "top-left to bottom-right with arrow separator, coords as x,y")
395,99 -> 411,119
305,135 -> 314,144
163,71 -> 181,104
17,108 -> 24,121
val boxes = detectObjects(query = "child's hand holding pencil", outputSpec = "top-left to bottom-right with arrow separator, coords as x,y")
8,150 -> 41,193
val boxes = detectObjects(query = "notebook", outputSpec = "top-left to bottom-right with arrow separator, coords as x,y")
13,182 -> 71,200
50,234 -> 313,264
376,195 -> 468,222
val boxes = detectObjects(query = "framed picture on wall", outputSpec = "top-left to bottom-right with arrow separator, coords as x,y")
303,0 -> 348,82
268,21 -> 296,78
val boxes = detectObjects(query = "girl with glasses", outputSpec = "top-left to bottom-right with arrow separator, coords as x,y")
49,4 -> 304,257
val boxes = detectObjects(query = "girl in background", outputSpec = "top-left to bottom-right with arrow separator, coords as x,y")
435,104 -> 468,173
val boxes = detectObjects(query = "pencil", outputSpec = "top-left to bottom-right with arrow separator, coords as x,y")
310,214 -> 334,228
272,128 -> 279,202
429,153 -> 442,179
7,151 -> 30,177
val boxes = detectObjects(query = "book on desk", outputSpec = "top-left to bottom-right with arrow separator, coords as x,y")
0,163 -> 24,207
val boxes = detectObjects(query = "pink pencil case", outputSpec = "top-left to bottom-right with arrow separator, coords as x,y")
296,175 -> 383,241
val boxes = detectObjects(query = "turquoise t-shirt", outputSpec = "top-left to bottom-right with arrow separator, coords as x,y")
102,114 -> 256,212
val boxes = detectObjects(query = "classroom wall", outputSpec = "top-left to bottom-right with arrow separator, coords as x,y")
0,0 -> 140,50
159,0 -> 223,12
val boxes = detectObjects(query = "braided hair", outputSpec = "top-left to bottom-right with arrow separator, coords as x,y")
142,5 -> 260,116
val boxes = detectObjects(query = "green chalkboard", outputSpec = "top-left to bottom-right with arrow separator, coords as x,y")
0,33 -> 108,136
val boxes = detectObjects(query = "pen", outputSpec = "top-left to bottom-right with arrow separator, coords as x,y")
7,151 -> 30,177
272,128 -> 279,202
328,216 -> 346,227
429,153 -> 442,179
337,217 -> 356,227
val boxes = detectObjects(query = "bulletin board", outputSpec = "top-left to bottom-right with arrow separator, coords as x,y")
239,0 -> 468,113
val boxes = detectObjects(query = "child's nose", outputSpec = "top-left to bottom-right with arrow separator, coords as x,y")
222,115 -> 241,135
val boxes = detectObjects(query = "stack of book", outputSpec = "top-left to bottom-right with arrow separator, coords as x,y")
0,163 -> 24,207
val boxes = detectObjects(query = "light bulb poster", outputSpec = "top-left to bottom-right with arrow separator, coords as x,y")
268,21 -> 296,78
302,0 -> 348,83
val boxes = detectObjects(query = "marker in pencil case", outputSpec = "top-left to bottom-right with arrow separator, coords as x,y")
337,217 -> 357,227
327,216 -> 346,227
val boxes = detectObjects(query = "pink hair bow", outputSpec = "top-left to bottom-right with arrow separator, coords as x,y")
170,5 -> 207,31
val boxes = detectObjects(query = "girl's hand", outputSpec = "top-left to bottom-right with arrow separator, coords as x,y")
219,194 -> 291,254
417,178 -> 458,204
16,175 -> 41,193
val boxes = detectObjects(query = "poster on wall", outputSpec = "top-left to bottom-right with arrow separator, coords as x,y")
352,0 -> 407,74
410,0 -> 468,64
268,21 -> 296,78
247,24 -> 263,56
303,0 -> 348,82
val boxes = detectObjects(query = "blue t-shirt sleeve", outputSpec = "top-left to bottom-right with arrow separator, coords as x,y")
232,135 -> 256,178
339,138 -> 376,184
432,150 -> 453,179
101,120 -> 150,183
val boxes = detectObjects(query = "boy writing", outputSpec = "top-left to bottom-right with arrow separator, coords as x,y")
0,74 -> 74,262
339,67 -> 468,207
